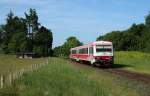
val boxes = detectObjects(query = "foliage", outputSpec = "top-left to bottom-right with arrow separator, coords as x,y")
0,9 -> 53,56
53,36 -> 82,57
1,12 -> 28,54
25,8 -> 39,33
97,16 -> 149,52
0,25 -> 4,48
34,26 -> 53,56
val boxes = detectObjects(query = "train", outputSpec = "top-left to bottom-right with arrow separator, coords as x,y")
69,41 -> 114,67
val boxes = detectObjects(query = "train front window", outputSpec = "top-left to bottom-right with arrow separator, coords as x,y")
96,45 -> 112,52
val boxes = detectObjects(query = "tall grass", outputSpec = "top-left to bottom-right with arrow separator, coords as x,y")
115,51 -> 150,74
0,54 -> 47,75
0,54 -> 48,90
1,57 -> 149,96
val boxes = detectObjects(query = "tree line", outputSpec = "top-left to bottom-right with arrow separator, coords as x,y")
1,9 -> 150,57
97,13 -> 150,52
53,37 -> 82,57
0,9 -> 53,57
54,12 -> 150,57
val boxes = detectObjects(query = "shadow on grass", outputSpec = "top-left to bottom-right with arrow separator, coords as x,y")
69,59 -> 133,69
112,64 -> 132,69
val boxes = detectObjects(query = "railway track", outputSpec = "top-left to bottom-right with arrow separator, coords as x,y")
106,69 -> 150,84
70,60 -> 150,84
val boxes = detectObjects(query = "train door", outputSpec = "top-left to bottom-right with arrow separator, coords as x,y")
88,46 -> 95,64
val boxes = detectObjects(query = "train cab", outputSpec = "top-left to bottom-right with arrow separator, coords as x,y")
90,42 -> 113,66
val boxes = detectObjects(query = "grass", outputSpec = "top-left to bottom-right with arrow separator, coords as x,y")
0,52 -> 150,96
115,51 -> 150,74
0,54 -> 47,75
1,57 -> 149,96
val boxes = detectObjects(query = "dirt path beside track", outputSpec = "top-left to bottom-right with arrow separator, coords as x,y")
70,60 -> 150,84
105,69 -> 150,84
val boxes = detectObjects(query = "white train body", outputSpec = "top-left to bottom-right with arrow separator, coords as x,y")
70,41 -> 114,67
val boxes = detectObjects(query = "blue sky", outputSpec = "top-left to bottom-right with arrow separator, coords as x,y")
0,0 -> 150,47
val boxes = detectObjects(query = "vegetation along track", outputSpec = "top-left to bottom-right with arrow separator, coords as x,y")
70,60 -> 150,84
105,69 -> 150,84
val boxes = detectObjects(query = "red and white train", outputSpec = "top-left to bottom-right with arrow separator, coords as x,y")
70,41 -> 114,67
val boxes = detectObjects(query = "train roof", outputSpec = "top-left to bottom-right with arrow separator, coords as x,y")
71,41 -> 112,50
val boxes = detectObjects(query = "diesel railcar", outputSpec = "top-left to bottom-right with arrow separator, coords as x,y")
70,41 -> 114,67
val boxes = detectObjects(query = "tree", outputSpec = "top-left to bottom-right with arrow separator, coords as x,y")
1,11 -> 28,53
142,13 -> 150,52
62,37 -> 82,56
34,26 -> 53,56
145,12 -> 150,32
0,25 -> 4,46
53,46 -> 63,57
97,31 -> 123,50
53,36 -> 82,57
0,9 -> 53,56
96,23 -> 145,51
25,8 -> 39,35
25,8 -> 41,53
0,25 -> 5,53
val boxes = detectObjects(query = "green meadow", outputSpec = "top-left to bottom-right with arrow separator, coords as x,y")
0,54 -> 47,75
115,51 -> 150,74
0,51 -> 150,96
0,57 -> 149,96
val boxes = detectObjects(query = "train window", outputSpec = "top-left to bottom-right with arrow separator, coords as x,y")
79,48 -> 88,54
83,48 -> 88,54
96,48 -> 112,52
72,50 -> 77,54
79,49 -> 83,54
89,47 -> 93,54
96,45 -> 112,52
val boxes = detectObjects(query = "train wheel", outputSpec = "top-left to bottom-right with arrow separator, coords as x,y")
79,60 -> 83,64
91,63 -> 96,67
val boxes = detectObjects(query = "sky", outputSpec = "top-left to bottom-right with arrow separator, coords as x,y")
0,0 -> 150,47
